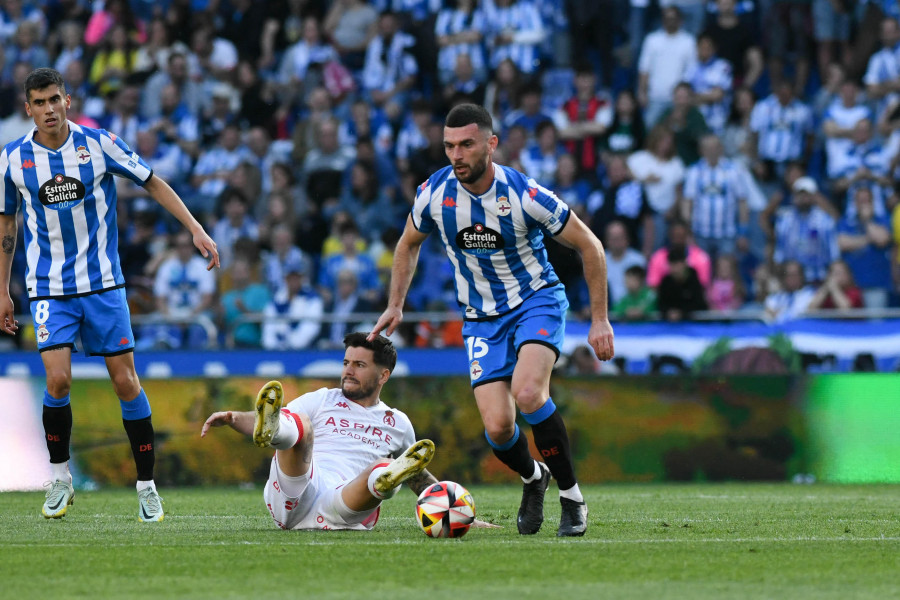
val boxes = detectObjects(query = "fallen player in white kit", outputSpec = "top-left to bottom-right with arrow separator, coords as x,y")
201,332 -> 488,531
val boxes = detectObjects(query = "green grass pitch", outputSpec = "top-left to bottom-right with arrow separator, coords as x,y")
2,484 -> 898,599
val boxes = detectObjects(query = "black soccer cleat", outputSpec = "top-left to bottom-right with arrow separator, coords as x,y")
517,462 -> 551,534
557,497 -> 588,537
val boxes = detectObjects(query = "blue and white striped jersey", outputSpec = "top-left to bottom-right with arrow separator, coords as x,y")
683,56 -> 733,134
773,206 -> 838,283
434,7 -> 487,75
0,121 -> 152,300
683,158 -> 748,240
863,43 -> 900,117
482,0 -> 545,74
749,94 -> 813,163
411,164 -> 568,319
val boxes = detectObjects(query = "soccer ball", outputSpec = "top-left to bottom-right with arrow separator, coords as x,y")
415,481 -> 476,538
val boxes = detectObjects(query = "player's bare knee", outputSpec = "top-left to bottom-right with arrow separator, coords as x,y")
111,370 -> 140,400
512,382 -> 546,413
46,373 -> 70,399
485,421 -> 516,445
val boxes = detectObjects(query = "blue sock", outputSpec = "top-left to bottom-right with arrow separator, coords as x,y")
43,390 -> 70,408
120,388 -> 152,421
484,423 -> 521,451
521,398 -> 556,425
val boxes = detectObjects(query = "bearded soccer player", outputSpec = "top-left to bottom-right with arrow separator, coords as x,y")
201,333 -> 494,531
0,68 -> 219,521
370,103 -> 615,536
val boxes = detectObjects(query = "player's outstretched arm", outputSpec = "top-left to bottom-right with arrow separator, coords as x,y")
0,214 -> 18,335
369,216 -> 429,340
201,410 -> 255,437
143,174 -> 220,270
555,213 -> 615,361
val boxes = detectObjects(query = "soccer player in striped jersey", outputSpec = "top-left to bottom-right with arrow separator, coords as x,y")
370,103 -> 615,537
0,68 -> 219,521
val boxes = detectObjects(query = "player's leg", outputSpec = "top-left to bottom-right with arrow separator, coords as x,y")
39,347 -> 76,518
338,440 -> 437,514
252,380 -> 314,477
511,286 -> 588,537
31,297 -> 80,518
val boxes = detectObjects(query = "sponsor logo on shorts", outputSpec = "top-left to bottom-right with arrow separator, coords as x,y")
456,223 -> 503,255
36,324 -> 49,343
470,360 -> 483,380
496,196 -> 511,216
39,174 -> 86,211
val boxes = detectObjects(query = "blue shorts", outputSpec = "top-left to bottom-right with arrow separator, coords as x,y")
30,287 -> 135,356
462,285 -> 568,388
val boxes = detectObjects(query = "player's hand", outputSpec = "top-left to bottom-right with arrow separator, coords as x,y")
193,229 -> 220,271
588,318 -> 615,361
200,411 -> 235,437
0,294 -> 18,335
368,306 -> 403,340
472,518 -> 502,529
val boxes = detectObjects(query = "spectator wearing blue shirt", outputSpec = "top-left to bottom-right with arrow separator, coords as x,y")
361,11 -> 418,123
863,17 -> 900,120
683,33 -> 733,135
318,221 -> 381,305
502,85 -> 553,141
683,134 -> 749,263
191,123 -> 251,216
772,176 -> 839,284
339,98 -> 395,159
837,186 -> 894,308
484,0 -> 545,75
211,188 -> 260,270
221,256 -> 272,348
261,265 -> 324,351
435,0 -> 487,86
832,118 -> 893,218
749,80 -> 814,185
520,120 -> 565,185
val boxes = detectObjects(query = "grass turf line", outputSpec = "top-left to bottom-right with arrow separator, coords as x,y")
2,484 -> 898,600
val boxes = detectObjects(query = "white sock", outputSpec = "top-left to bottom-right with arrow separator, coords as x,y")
521,460 -> 542,484
50,462 -> 71,483
366,462 -> 395,500
559,483 -> 584,503
269,412 -> 301,450
136,480 -> 156,493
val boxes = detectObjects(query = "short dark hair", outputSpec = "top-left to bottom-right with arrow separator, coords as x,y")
445,103 -> 493,134
24,68 -> 65,101
344,332 -> 397,372
667,244 -> 688,263
625,264 -> 647,280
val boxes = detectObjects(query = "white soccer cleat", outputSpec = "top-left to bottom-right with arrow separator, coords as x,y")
138,487 -> 165,522
374,439 -> 436,496
42,479 -> 74,519
253,380 -> 284,448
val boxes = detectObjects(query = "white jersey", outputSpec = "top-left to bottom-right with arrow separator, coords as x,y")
285,388 -> 416,482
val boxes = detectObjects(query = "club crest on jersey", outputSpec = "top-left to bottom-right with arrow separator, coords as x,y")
496,196 -> 511,217
75,145 -> 91,164
383,410 -> 396,427
36,324 -> 49,343
39,174 -> 86,211
455,223 -> 503,255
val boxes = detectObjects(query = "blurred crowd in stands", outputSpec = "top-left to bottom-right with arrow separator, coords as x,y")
2,0 -> 900,352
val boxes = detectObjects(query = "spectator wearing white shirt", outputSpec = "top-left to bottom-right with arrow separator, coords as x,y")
191,124 -> 251,216
262,264 -> 324,351
627,126 -> 686,251
749,81 -> 814,185
637,6 -> 698,128
278,16 -> 339,102
211,188 -> 260,270
823,79 -> 873,179
263,224 -> 313,294
863,17 -> 900,120
604,220 -> 648,306
361,11 -> 418,122
520,121 -> 564,184
764,260 -> 817,323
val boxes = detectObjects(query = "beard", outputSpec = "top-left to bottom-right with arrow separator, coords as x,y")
454,157 -> 488,184
341,376 -> 378,401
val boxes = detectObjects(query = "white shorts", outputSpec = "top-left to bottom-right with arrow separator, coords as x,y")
262,454 -> 380,531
